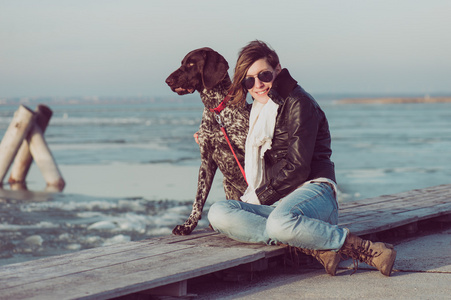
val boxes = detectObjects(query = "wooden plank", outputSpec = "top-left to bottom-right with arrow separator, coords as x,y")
157,228 -> 218,244
340,196 -> 445,213
347,217 -> 417,235
175,233 -> 286,258
342,207 -> 451,235
1,230 -> 219,275
339,193 -> 450,235
340,195 -> 403,208
0,246 -> 266,300
0,244 -> 196,288
345,213 -> 451,236
0,239 -> 171,275
339,184 -> 450,210
393,203 -> 451,219
339,194 -> 450,217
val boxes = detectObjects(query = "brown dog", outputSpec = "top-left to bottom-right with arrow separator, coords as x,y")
165,48 -> 249,235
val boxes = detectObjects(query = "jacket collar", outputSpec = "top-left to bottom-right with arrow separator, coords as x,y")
268,68 -> 298,105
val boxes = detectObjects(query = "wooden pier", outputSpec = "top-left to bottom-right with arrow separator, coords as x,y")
0,184 -> 450,299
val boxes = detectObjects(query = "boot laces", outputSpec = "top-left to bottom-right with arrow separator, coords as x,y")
358,240 -> 382,264
346,240 -> 382,274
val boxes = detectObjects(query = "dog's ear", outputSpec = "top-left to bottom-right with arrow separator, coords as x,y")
201,49 -> 229,90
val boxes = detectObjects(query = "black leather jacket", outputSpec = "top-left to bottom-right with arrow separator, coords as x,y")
255,68 -> 336,205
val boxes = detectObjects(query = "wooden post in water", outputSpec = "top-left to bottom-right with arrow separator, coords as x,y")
27,120 -> 65,190
8,105 -> 54,184
0,105 -> 35,184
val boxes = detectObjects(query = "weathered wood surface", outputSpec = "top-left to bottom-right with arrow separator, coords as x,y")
27,123 -> 65,189
9,105 -> 53,185
0,242 -> 265,300
339,184 -> 451,235
0,184 -> 450,300
0,105 -> 35,183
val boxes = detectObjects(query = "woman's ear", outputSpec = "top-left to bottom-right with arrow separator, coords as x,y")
275,63 -> 282,76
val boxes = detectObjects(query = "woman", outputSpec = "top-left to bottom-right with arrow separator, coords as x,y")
208,40 -> 396,276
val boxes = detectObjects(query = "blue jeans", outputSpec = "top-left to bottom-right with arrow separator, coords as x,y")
208,182 -> 347,251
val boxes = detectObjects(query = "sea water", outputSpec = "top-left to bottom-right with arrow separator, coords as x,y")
1,95 -> 450,265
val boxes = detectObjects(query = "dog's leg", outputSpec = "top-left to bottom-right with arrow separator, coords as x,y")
172,151 -> 218,235
223,177 -> 244,201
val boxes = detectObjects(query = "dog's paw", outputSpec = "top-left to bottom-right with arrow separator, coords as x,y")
172,224 -> 194,236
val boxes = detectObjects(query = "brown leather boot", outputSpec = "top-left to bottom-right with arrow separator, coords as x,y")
340,231 -> 397,276
286,246 -> 341,276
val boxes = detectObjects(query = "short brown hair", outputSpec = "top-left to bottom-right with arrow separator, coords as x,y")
230,40 -> 280,106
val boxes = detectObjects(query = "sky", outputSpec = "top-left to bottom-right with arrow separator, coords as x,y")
1,0 -> 450,98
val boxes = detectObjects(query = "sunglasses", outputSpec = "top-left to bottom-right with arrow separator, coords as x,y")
242,70 -> 274,90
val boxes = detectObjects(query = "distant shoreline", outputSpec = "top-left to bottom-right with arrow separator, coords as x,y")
336,97 -> 451,104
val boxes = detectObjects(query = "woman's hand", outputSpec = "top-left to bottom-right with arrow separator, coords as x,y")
193,132 -> 199,144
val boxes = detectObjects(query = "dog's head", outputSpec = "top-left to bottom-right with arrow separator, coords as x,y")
165,47 -> 229,95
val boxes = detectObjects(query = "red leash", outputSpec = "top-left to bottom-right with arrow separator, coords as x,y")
209,94 -> 248,184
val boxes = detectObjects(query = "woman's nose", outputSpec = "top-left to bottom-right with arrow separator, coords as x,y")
254,78 -> 265,88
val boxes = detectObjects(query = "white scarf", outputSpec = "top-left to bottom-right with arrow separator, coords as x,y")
240,98 -> 279,205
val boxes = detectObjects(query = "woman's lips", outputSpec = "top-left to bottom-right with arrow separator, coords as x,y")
256,88 -> 269,95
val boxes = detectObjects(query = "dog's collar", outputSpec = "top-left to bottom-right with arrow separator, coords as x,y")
209,93 -> 232,115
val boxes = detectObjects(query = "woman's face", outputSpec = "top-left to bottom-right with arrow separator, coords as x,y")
245,58 -> 281,104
